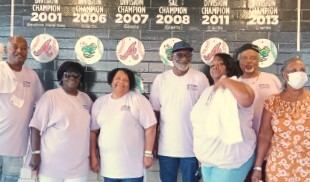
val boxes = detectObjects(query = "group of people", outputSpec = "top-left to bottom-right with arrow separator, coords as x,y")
0,36 -> 308,182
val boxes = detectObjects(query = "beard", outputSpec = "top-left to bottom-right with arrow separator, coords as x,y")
173,60 -> 189,72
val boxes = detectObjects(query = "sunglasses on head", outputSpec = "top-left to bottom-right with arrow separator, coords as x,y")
63,72 -> 81,79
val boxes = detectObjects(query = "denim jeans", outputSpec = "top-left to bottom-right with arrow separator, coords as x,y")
201,154 -> 255,182
158,155 -> 199,182
103,176 -> 143,182
0,155 -> 23,182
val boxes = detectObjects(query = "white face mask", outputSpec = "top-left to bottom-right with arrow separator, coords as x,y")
287,71 -> 308,89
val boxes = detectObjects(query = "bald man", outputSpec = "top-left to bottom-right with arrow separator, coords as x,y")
0,36 -> 44,182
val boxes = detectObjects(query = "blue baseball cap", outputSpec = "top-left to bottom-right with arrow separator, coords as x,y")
172,41 -> 193,53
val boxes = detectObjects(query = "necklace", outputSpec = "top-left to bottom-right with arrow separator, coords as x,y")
241,72 -> 260,85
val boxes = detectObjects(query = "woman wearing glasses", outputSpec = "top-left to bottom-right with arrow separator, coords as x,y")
191,53 -> 256,182
29,61 -> 93,182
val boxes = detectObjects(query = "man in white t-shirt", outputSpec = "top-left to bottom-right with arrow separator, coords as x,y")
0,36 -> 44,182
236,43 -> 282,182
150,41 -> 209,182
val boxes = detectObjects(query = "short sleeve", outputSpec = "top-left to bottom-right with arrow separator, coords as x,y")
90,96 -> 104,130
149,75 -> 161,111
264,95 -> 276,113
136,94 -> 157,129
29,92 -> 52,135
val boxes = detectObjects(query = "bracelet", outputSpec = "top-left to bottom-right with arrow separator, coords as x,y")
32,150 -> 40,155
253,166 -> 262,171
144,150 -> 152,155
144,153 -> 153,158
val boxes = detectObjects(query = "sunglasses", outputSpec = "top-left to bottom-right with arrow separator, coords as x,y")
63,72 -> 81,79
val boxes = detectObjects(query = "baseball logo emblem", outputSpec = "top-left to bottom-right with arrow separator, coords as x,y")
252,39 -> 277,68
159,38 -> 181,66
75,35 -> 104,64
30,34 -> 59,63
200,38 -> 229,65
116,37 -> 145,66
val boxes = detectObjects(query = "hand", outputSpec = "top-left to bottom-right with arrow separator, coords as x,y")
29,154 -> 41,173
143,156 -> 153,169
213,77 -> 228,91
90,155 -> 100,173
251,170 -> 262,182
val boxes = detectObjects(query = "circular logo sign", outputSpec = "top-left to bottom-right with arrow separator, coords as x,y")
75,35 -> 104,64
159,38 -> 181,66
116,37 -> 145,66
252,39 -> 277,68
135,75 -> 144,93
200,38 -> 229,65
30,34 -> 59,63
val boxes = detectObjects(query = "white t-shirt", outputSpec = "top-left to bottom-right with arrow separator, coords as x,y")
29,88 -> 93,178
91,92 -> 157,178
149,68 -> 209,157
0,65 -> 44,156
191,85 -> 256,168
239,72 -> 282,134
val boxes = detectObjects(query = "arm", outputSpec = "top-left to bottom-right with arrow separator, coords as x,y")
144,124 -> 157,168
251,108 -> 274,182
29,127 -> 41,172
214,78 -> 255,107
90,130 -> 100,173
152,111 -> 160,158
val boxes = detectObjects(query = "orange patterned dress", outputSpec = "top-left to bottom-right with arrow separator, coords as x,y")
264,95 -> 310,182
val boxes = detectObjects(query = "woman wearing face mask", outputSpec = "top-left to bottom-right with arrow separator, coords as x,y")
251,57 -> 309,182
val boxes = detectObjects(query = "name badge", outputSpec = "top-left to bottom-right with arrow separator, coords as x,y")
10,95 -> 24,108
259,84 -> 270,89
187,84 -> 198,90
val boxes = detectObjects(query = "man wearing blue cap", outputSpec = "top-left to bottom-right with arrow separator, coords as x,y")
150,40 -> 209,182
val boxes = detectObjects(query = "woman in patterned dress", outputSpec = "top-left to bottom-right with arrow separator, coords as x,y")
251,57 -> 309,182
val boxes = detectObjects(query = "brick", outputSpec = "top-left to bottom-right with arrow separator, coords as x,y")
269,32 -> 297,42
143,51 -> 159,62
46,28 -> 76,38
236,32 -> 269,41
88,82 -> 111,93
76,29 -> 109,38
278,43 -> 297,53
87,61 -> 118,71
141,30 -> 171,41
301,22 -> 310,32
279,10 -> 297,21
149,63 -> 166,72
279,21 -> 298,32
281,0 -> 297,9
109,29 -> 140,40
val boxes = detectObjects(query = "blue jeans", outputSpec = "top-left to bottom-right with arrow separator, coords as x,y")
0,155 -> 23,182
158,155 -> 199,182
103,176 -> 143,182
201,154 -> 255,182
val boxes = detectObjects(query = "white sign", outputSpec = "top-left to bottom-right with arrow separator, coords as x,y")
200,37 -> 229,65
30,34 -> 59,63
252,39 -> 277,68
116,37 -> 145,66
75,35 -> 104,64
159,38 -> 181,66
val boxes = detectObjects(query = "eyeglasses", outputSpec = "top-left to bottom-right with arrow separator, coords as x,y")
174,53 -> 192,59
63,72 -> 81,79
